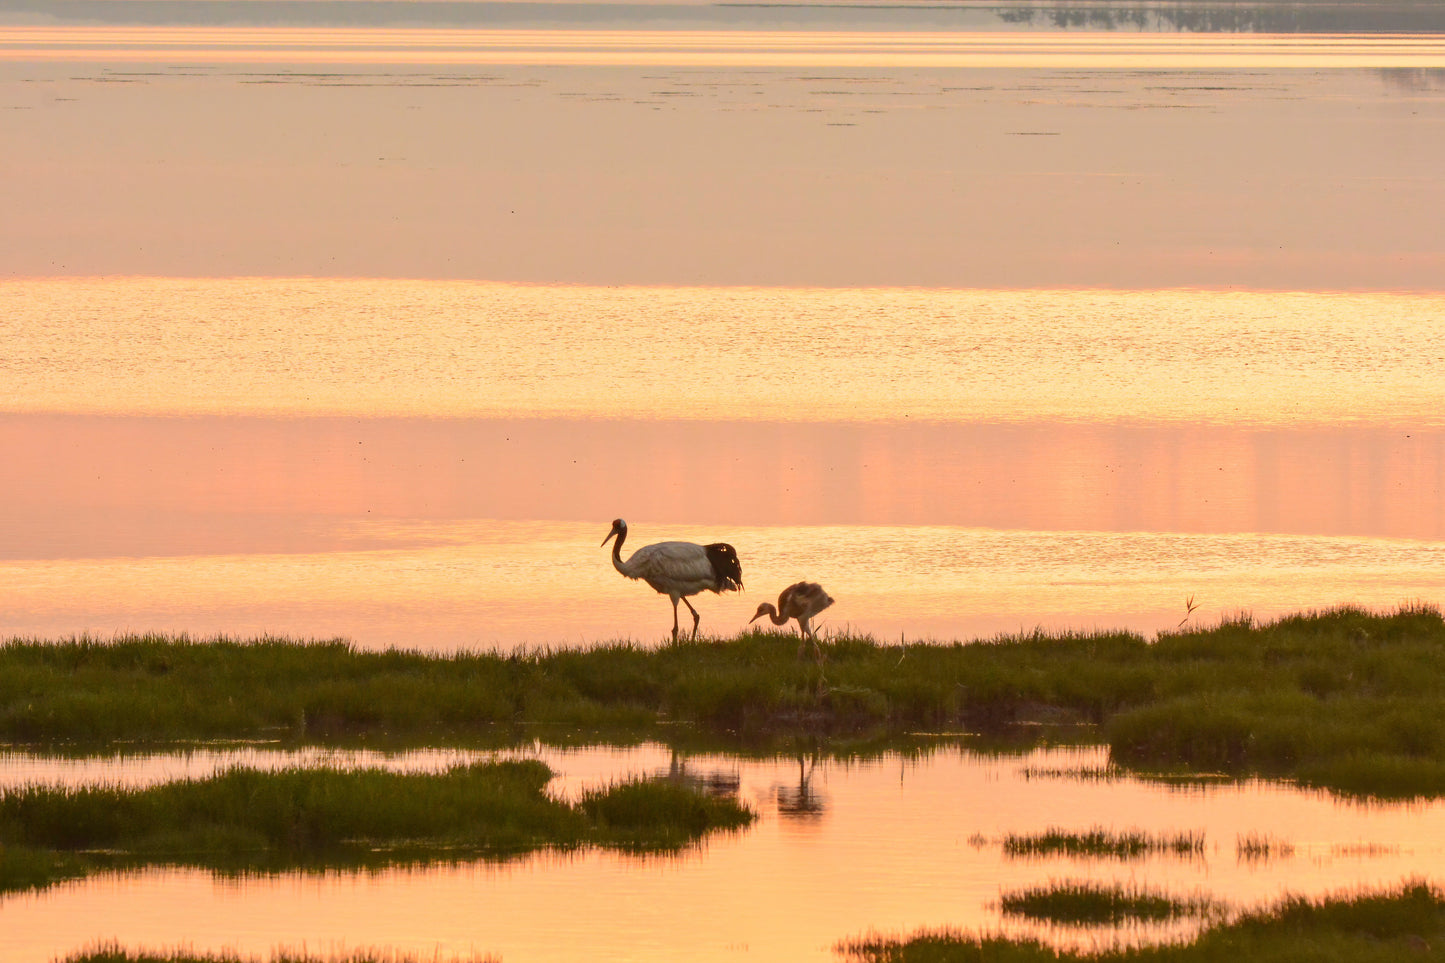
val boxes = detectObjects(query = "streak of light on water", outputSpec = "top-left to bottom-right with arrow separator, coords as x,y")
4,281 -> 1442,425
2,522 -> 1442,648
8,26 -> 1445,69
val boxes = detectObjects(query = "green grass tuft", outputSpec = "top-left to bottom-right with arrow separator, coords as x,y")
1002,827 -> 1205,861
0,842 -> 89,891
578,777 -> 755,849
60,944 -> 498,963
1236,832 -> 1295,864
999,879 -> 1223,926
840,880 -> 1445,962
0,761 -> 754,893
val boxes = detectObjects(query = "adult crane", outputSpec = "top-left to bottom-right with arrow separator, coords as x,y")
602,518 -> 744,643
750,581 -> 834,660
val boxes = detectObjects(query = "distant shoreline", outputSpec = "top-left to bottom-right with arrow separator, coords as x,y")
6,0 -> 1445,34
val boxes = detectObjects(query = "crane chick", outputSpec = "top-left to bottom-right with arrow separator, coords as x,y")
602,518 -> 743,643
751,581 -> 834,660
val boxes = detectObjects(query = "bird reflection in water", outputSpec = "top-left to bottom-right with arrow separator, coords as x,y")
775,750 -> 827,819
654,750 -> 742,798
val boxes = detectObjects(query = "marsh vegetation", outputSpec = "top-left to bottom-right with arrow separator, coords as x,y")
0,761 -> 753,893
1235,831 -> 1297,864
6,606 -> 1445,956
1002,827 -> 1206,861
4,605 -> 1444,798
45,879 -> 1445,960
999,880 -> 1224,926
62,949 -> 497,963
840,880 -> 1445,962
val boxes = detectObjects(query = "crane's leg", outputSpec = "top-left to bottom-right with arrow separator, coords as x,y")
681,596 -> 702,639
796,617 -> 811,659
670,597 -> 681,643
802,618 -> 825,665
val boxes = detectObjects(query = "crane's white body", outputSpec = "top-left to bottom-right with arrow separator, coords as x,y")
614,541 -> 725,599
603,519 -> 743,642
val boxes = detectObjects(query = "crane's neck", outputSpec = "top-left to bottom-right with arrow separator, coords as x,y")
609,525 -> 630,576
761,604 -> 788,626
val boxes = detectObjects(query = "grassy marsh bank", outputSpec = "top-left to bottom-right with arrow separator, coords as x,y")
0,761 -> 753,893
839,880 -> 1445,962
4,605 -> 1445,796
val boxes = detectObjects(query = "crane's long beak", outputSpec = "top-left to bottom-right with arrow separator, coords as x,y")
601,531 -> 616,547
749,611 -> 763,624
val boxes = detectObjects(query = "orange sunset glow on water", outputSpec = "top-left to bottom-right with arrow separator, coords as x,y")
3,1 -> 1445,960
7,26 -> 1445,68
5,279 -> 1444,424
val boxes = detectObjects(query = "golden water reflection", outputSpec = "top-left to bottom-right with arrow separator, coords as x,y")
4,280 -> 1443,426
8,26 -> 1445,68
2,744 -> 1443,962
4,415 -> 1440,549
3,276 -> 1442,647
3,408 -> 1439,646
2,521 -> 1440,647
2,14 -> 1443,961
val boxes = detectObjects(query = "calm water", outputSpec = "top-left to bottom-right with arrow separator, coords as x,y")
5,19 -> 1445,287
3,2 -> 1445,958
1,281 -> 1443,646
6,281 -> 1445,424
3,743 -> 1445,962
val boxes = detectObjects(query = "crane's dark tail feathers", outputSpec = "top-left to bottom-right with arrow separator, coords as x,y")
704,543 -> 744,592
